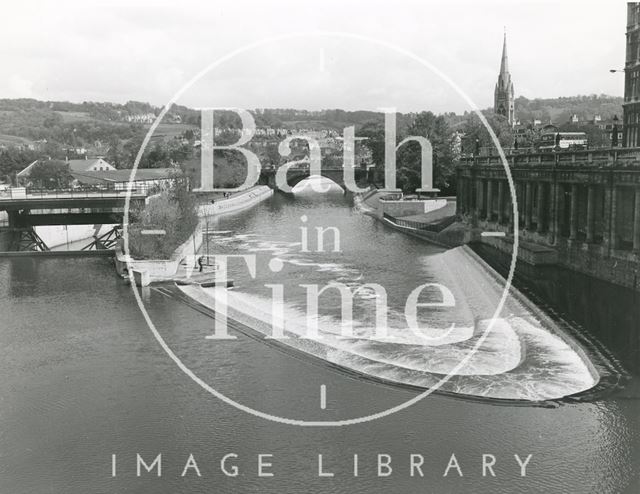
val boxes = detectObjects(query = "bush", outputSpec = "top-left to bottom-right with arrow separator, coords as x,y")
128,178 -> 199,259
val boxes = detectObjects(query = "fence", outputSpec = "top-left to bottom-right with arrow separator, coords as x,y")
0,186 -> 152,201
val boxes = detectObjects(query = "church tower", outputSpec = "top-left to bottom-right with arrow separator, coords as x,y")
494,32 -> 515,125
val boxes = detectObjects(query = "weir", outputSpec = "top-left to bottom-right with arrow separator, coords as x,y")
166,187 -> 614,402
175,244 -> 603,402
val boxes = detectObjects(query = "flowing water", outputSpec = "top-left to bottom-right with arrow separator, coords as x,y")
184,182 -> 598,402
0,180 -> 638,493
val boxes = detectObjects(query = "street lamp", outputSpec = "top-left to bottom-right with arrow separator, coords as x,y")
612,115 -> 620,148
609,69 -> 625,73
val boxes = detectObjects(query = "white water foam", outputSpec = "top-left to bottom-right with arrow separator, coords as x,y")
178,281 -> 596,401
183,233 -> 598,400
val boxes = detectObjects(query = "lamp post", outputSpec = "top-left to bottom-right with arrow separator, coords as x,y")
205,216 -> 209,266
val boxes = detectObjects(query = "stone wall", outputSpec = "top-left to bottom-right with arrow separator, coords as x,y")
197,186 -> 273,216
378,199 -> 447,219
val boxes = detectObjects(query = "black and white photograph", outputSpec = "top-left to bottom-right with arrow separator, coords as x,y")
0,1 -> 639,492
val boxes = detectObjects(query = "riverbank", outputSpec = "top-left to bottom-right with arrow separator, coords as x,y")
354,189 -> 467,247
115,185 -> 273,283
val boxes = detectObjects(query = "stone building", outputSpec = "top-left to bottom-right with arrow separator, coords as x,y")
624,2 -> 640,147
457,147 -> 640,290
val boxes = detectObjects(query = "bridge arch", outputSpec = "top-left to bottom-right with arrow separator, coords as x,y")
260,167 -> 368,192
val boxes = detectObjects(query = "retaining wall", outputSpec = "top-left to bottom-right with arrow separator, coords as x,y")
378,198 -> 447,219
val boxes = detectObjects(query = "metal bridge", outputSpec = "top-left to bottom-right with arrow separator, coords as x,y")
0,187 -> 149,252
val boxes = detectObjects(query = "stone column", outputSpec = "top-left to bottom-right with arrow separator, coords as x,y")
463,178 -> 468,214
611,186 -> 619,250
497,180 -> 505,224
634,187 -> 640,253
486,180 -> 494,222
463,178 -> 469,214
477,178 -> 484,220
586,185 -> 596,243
457,178 -> 464,215
549,181 -> 559,244
518,181 -> 525,228
602,184 -> 613,253
469,177 -> 474,214
465,177 -> 470,214
536,182 -> 546,233
525,181 -> 533,230
569,184 -> 579,240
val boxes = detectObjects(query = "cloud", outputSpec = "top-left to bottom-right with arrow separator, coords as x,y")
0,0 -> 627,112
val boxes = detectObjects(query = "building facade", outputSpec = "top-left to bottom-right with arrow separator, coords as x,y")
457,148 -> 640,289
624,2 -> 640,147
494,33 -> 515,125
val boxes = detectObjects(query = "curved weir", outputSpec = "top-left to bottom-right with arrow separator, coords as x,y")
178,244 -> 599,402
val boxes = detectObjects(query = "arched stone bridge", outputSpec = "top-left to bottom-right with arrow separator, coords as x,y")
259,165 -> 370,191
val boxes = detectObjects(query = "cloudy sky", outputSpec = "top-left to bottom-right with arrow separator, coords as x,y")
1,0 -> 628,113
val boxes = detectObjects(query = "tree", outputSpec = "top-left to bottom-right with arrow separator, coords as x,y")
357,113 -> 458,193
264,143 -> 281,168
28,160 -> 73,189
359,120 -> 386,185
461,113 -> 513,154
128,173 -> 198,259
398,111 -> 456,193
0,147 -> 39,182
105,134 -> 125,168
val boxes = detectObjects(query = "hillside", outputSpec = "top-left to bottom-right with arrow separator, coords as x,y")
514,94 -> 624,124
0,94 -> 627,183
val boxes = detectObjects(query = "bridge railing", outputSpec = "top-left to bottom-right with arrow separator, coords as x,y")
0,186 -> 151,200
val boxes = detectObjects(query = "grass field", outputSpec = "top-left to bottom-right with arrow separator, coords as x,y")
54,111 -> 95,122
0,133 -> 34,147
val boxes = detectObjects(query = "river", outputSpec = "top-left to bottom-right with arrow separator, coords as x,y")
0,181 -> 638,493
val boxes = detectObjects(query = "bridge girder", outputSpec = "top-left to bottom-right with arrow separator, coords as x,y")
9,212 -> 124,227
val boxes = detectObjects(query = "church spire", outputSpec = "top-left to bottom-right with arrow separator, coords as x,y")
500,30 -> 509,76
494,29 -> 515,125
